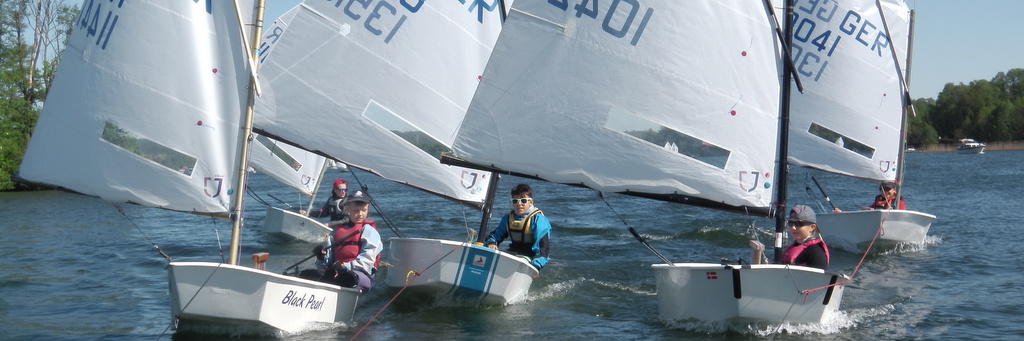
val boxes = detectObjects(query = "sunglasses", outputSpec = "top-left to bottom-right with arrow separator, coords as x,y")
787,220 -> 811,227
335,188 -> 347,192
510,198 -> 533,205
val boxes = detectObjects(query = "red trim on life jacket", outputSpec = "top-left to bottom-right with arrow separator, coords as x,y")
780,237 -> 830,266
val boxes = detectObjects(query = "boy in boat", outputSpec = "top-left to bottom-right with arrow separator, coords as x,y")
479,184 -> 552,270
869,183 -> 906,210
310,190 -> 382,292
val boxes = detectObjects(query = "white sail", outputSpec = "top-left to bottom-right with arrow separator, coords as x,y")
249,134 -> 328,196
452,1 -> 782,210
18,0 -> 251,216
253,0 -> 505,206
782,0 -> 911,181
238,2 -> 329,197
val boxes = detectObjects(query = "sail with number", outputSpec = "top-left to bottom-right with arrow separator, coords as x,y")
17,0 -> 250,217
18,1 -> 363,334
449,1 -> 850,324
252,0 -> 506,207
452,1 -> 782,214
782,0 -> 911,182
779,0 -> 935,253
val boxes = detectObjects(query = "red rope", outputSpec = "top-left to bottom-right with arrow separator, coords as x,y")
799,213 -> 890,295
348,241 -> 470,340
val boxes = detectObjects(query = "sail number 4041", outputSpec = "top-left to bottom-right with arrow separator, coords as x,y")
548,0 -> 654,46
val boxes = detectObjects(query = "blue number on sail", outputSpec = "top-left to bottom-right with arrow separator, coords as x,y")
337,0 -> 410,44
549,0 -> 654,46
464,0 -> 498,23
78,0 -> 123,50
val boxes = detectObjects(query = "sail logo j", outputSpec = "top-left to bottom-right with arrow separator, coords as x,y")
738,171 -> 761,193
204,177 -> 223,198
461,170 -> 480,190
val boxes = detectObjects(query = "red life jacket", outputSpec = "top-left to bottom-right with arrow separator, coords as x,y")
780,237 -> 830,266
330,220 -> 379,269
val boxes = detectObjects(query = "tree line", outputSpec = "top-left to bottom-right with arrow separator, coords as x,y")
908,69 -> 1024,147
0,2 -> 1021,190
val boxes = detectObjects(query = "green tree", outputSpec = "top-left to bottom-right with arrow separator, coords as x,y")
0,0 -> 75,190
907,98 -> 938,146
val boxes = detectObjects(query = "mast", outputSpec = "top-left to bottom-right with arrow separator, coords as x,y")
895,8 -> 916,202
773,0 -> 796,263
228,0 -> 266,265
474,174 -> 502,244
878,1 -> 914,202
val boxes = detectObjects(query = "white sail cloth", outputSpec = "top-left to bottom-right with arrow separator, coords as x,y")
780,0 -> 912,181
18,1 -> 251,215
252,1 -> 507,206
452,1 -> 783,209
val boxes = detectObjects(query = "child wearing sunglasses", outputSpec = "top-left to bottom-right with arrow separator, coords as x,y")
481,183 -> 552,270
749,204 -> 829,270
302,178 -> 350,224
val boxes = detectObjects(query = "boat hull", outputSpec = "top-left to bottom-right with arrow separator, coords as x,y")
167,262 -> 361,334
385,237 -> 538,305
816,209 -> 936,253
652,263 -> 845,324
956,146 -> 985,154
261,206 -> 331,243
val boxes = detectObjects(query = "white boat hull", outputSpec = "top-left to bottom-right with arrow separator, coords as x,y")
956,146 -> 985,154
652,263 -> 845,324
385,237 -> 538,305
816,209 -> 936,253
167,262 -> 361,334
262,206 -> 331,243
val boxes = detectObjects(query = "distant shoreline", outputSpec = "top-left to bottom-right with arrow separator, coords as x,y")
907,141 -> 1024,153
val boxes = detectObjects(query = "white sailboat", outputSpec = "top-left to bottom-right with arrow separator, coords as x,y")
244,5 -> 334,243
781,0 -> 936,253
252,1 -> 537,304
450,1 -> 846,324
17,0 -> 359,334
252,134 -> 334,243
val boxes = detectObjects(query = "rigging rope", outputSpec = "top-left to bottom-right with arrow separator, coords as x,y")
113,203 -> 173,262
594,191 -> 674,266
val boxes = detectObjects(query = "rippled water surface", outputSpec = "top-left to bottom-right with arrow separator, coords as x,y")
1,151 -> 1022,340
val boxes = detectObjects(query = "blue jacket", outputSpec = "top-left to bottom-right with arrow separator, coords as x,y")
485,206 -> 551,269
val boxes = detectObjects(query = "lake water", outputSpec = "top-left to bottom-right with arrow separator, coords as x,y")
1,150 -> 1022,340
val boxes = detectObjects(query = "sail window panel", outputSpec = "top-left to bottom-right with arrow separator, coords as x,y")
255,135 -> 302,171
362,100 -> 450,160
604,108 -> 730,169
807,122 -> 875,159
100,122 -> 198,176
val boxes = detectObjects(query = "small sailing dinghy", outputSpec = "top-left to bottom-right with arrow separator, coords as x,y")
782,0 -> 936,253
251,1 -> 537,304
16,0 -> 360,334
449,1 -> 846,324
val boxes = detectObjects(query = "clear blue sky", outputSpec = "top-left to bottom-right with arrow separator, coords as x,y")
263,0 -> 1023,100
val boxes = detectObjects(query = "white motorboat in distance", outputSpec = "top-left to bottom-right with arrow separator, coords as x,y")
956,138 -> 986,154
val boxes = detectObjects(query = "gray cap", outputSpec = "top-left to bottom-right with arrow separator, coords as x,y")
789,204 -> 816,223
344,190 -> 370,205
